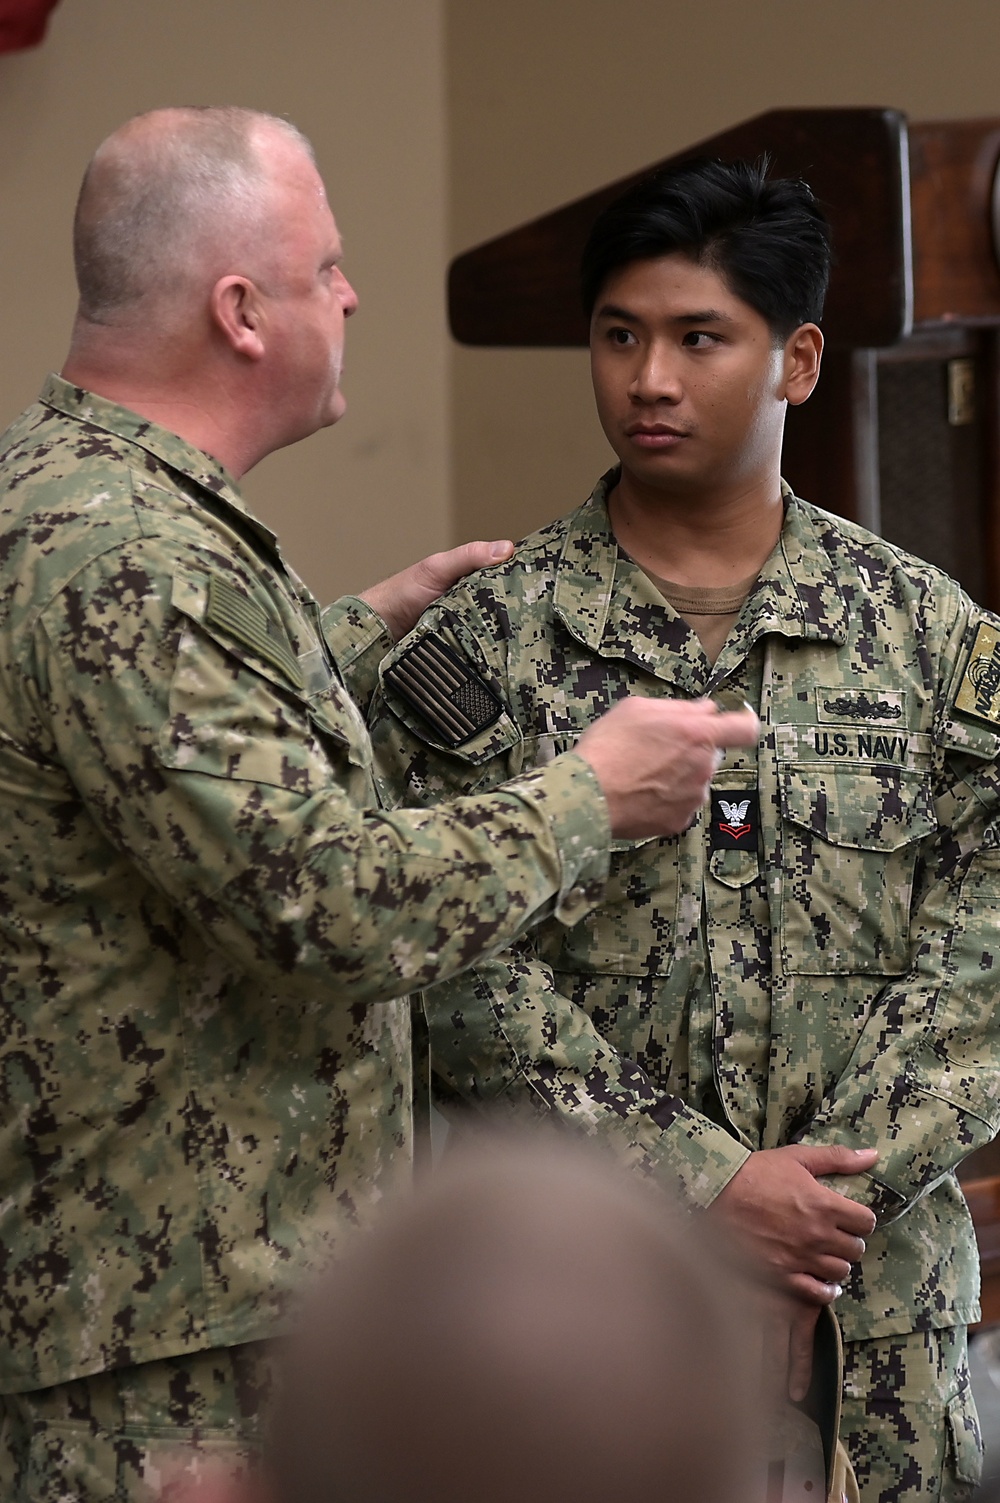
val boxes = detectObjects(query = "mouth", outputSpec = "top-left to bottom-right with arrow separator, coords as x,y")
624,423 -> 691,450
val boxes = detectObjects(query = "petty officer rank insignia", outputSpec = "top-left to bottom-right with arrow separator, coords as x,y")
384,634 -> 505,748
955,620 -> 1000,729
710,790 -> 760,849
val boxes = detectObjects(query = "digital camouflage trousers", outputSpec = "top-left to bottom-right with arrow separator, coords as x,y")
841,1326 -> 981,1503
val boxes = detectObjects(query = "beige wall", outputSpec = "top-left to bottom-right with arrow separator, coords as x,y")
447,0 -> 1000,543
0,0 -> 450,602
5,2 -> 1000,582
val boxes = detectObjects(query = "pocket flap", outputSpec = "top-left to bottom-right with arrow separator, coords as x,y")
945,1387 -> 982,1487
779,764 -> 936,851
161,572 -> 347,790
709,845 -> 759,889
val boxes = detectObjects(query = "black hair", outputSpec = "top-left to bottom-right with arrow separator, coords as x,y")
580,156 -> 831,340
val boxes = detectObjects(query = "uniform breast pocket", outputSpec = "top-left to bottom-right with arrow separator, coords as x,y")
777,762 -> 936,976
535,832 -> 682,978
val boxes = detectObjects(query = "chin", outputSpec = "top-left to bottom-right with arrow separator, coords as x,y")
293,396 -> 346,442
321,388 -> 347,429
622,459 -> 698,491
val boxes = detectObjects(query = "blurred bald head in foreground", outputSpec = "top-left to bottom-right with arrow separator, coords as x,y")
240,1132 -> 759,1503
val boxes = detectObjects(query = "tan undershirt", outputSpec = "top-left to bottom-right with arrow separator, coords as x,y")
642,568 -> 759,666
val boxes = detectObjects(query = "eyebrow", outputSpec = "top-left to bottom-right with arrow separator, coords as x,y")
594,302 -> 735,326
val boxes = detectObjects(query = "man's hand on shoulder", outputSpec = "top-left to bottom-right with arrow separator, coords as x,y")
359,540 -> 514,643
708,1144 -> 879,1306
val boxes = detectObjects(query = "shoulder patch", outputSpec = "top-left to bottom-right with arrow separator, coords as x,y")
954,620 -> 1000,730
205,573 -> 304,690
384,634 -> 505,747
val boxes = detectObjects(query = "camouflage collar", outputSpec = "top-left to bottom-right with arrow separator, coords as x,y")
552,471 -> 849,666
39,374 -> 282,556
745,483 -> 850,647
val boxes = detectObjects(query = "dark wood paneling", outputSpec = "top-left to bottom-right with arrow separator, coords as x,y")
784,331 -> 1000,611
450,108 -> 910,350
909,120 -> 1000,327
961,1142 -> 1000,1184
876,346 -> 990,604
982,329 -> 1000,609
781,349 -> 872,525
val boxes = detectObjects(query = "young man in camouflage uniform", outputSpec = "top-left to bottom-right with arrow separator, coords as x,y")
0,112 -> 760,1501
370,160 -> 1000,1500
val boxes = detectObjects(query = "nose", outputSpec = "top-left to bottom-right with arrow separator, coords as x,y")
336,269 -> 359,318
629,341 -> 681,404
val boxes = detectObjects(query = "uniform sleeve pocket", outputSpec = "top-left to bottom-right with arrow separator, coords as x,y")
377,628 -> 522,766
945,1384 -> 982,1487
157,577 -> 335,794
777,763 -> 936,975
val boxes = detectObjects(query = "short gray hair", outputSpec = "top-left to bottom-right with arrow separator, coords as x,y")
73,106 -> 314,321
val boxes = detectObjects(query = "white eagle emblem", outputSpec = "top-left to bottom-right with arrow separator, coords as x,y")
718,798 -> 750,825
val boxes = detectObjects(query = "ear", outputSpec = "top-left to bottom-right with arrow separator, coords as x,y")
210,275 -> 266,361
779,323 -> 823,407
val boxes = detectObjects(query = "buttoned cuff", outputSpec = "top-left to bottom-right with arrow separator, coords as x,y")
815,1170 -> 907,1224
647,1115 -> 752,1209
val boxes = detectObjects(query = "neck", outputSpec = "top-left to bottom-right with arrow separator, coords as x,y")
62,318 -> 263,478
608,466 -> 784,588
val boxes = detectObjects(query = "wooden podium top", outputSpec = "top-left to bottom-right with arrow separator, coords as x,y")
449,107 -> 1000,351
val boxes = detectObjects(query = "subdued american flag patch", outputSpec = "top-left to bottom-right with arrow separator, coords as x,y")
384,634 -> 505,747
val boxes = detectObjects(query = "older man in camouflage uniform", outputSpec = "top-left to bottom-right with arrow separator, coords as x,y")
370,160 -> 1000,1500
0,111 -> 760,1501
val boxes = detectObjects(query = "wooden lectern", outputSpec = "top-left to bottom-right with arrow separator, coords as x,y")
449,108 -> 1000,1320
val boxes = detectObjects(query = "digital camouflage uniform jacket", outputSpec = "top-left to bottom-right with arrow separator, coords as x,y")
370,471 -> 1000,1345
0,378 -> 611,1393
